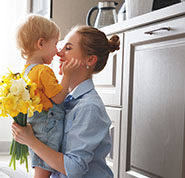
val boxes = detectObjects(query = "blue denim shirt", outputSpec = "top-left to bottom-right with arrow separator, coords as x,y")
51,79 -> 113,178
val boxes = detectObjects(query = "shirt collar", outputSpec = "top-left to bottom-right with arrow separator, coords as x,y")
68,79 -> 94,100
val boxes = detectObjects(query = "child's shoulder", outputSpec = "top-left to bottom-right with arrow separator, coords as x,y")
34,64 -> 55,78
35,64 -> 53,72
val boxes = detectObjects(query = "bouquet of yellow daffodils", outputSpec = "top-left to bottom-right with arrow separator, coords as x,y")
0,71 -> 43,172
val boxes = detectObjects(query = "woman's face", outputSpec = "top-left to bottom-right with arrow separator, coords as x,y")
57,32 -> 86,69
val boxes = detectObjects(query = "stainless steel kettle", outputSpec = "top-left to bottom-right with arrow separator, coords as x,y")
86,1 -> 118,28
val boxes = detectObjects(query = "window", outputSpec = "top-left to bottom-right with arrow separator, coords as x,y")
0,0 -> 28,143
28,0 -> 52,18
0,0 -> 28,75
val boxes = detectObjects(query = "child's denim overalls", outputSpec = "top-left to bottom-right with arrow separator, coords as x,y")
24,64 -> 65,172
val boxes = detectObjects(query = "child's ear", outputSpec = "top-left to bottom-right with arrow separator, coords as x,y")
37,38 -> 45,49
86,55 -> 97,66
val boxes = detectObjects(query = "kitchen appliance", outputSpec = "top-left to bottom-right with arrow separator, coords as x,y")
86,1 -> 118,28
152,0 -> 181,10
118,2 -> 126,22
125,0 -> 153,19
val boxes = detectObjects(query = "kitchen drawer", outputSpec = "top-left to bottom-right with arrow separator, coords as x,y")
124,16 -> 185,45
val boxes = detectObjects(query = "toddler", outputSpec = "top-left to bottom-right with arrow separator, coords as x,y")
16,14 -> 80,178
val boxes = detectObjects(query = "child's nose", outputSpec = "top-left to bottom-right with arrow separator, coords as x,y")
57,47 -> 62,53
57,49 -> 63,57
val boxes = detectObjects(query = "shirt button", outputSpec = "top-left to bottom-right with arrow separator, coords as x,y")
50,112 -> 54,116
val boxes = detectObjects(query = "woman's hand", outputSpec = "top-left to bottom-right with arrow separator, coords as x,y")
12,122 -> 66,174
11,122 -> 36,147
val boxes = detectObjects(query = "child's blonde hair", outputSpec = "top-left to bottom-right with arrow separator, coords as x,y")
16,14 -> 61,59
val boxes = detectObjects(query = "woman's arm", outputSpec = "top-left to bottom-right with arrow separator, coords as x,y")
61,104 -> 111,178
51,58 -> 81,104
11,122 -> 66,175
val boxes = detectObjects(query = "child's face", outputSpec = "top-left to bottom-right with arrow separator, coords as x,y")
42,37 -> 58,65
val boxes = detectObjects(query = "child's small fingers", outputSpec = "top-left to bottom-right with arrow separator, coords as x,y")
65,58 -> 74,67
71,58 -> 78,66
74,59 -> 81,69
68,58 -> 78,67
69,59 -> 79,70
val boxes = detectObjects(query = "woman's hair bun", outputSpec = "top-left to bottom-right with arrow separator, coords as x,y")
108,35 -> 120,53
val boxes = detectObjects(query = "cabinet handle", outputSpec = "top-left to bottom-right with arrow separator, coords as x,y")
144,27 -> 171,35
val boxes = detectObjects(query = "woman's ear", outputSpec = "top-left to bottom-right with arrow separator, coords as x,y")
86,55 -> 97,66
37,38 -> 45,49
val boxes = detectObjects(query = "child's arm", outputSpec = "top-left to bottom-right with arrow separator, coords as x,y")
51,58 -> 80,104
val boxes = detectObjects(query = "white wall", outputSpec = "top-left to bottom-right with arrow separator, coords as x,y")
52,0 -> 124,39
0,0 -> 27,143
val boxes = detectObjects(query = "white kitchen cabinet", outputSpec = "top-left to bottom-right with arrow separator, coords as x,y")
120,14 -> 185,178
94,2 -> 185,178
106,107 -> 121,178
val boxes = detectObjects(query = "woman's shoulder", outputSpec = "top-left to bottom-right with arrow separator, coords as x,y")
78,89 -> 102,106
76,90 -> 108,117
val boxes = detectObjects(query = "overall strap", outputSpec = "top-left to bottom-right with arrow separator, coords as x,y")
23,64 -> 38,78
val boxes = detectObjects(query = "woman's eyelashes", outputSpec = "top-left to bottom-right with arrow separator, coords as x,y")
65,43 -> 73,51
66,45 -> 72,50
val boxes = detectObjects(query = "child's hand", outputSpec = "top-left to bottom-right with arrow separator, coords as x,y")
61,58 -> 81,76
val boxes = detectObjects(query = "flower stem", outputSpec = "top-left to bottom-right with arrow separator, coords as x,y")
9,113 -> 29,172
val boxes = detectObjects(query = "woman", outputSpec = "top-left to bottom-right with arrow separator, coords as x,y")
12,25 -> 120,178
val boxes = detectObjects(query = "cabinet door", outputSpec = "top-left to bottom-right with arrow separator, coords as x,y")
93,33 -> 123,107
120,17 -> 185,178
106,107 -> 121,178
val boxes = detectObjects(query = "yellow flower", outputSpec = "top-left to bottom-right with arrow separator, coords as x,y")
0,71 -> 43,172
0,71 -> 43,118
0,72 -> 13,84
1,94 -> 18,117
0,85 -> 9,97
17,100 -> 29,114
